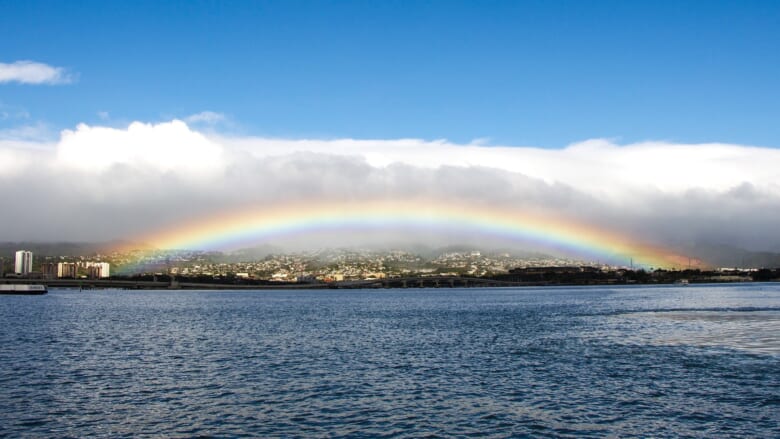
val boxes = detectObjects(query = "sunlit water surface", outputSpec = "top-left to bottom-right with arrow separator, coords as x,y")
1,284 -> 778,437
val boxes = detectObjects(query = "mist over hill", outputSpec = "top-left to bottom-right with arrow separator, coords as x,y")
682,244 -> 780,269
0,241 -> 135,258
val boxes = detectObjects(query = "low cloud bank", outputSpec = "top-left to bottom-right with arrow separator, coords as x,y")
1,119 -> 779,255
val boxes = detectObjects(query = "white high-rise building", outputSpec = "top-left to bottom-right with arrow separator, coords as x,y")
85,262 -> 111,278
57,262 -> 78,278
15,250 -> 33,275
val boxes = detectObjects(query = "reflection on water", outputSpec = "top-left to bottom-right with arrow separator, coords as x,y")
616,310 -> 780,355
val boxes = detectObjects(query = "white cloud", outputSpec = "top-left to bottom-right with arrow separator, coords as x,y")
97,111 -> 110,120
215,134 -> 780,200
469,137 -> 492,146
185,111 -> 226,125
0,60 -> 74,85
1,118 -> 779,256
0,103 -> 30,121
0,122 -> 55,142
56,120 -> 224,175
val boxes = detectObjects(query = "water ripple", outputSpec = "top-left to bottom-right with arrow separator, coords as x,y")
0,285 -> 778,437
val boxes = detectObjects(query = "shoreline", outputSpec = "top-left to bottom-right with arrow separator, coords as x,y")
1,277 -> 776,291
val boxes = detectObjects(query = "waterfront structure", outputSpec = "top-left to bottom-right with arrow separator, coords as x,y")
14,250 -> 33,275
87,265 -> 101,279
57,262 -> 78,278
85,262 -> 110,278
40,263 -> 58,279
56,261 -> 110,279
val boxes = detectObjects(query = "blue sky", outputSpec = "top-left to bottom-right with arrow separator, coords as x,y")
2,0 -> 780,146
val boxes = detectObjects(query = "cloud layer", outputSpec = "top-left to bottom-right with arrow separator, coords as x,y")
0,60 -> 74,85
1,119 -> 779,257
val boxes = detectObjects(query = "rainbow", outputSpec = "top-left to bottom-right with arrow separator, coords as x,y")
136,199 -> 687,269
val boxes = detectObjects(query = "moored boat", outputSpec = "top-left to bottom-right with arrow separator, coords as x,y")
0,284 -> 48,295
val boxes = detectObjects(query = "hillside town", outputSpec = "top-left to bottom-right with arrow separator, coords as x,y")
3,247 -> 778,286
2,247 -> 597,282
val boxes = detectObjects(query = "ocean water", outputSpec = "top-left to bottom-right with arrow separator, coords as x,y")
0,284 -> 778,438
